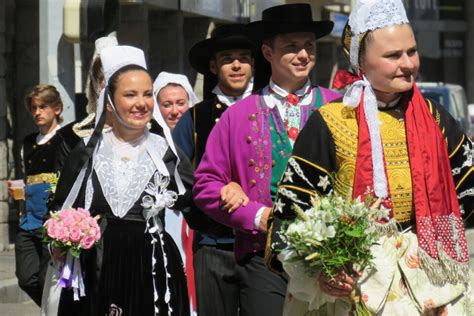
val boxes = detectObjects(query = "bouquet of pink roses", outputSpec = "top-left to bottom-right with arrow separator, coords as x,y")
43,207 -> 101,300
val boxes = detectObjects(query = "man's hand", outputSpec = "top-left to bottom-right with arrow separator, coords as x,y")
258,207 -> 272,233
220,182 -> 249,213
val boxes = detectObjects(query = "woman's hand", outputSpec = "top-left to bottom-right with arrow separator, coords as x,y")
318,270 -> 360,298
220,182 -> 249,213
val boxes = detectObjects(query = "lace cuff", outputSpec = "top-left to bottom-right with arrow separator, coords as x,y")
278,250 -> 335,311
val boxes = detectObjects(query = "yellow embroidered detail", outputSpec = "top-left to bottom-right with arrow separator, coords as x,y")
449,134 -> 465,159
456,167 -> 474,190
27,172 -> 58,185
320,103 -> 414,223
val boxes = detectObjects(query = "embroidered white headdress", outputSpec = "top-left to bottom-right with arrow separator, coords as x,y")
153,71 -> 199,108
92,33 -> 118,60
82,34 -> 119,117
343,0 -> 409,200
348,0 -> 409,69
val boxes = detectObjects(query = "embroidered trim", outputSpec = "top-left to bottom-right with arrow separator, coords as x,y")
458,188 -> 474,199
288,157 -> 315,189
291,155 -> 333,179
277,187 -> 309,206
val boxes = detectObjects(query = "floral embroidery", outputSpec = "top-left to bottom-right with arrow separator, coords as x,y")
404,244 -> 420,269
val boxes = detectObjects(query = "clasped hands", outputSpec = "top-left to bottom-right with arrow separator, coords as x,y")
219,182 -> 271,232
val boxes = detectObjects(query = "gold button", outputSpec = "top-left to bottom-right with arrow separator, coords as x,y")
47,142 -> 51,145
215,118 -> 220,123
216,103 -> 222,109
249,159 -> 255,166
248,114 -> 256,121
28,160 -> 32,164
250,179 -> 257,186
42,159 -> 46,162
32,145 -> 36,149
246,136 -> 252,144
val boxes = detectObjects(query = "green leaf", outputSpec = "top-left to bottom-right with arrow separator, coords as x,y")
344,229 -> 363,237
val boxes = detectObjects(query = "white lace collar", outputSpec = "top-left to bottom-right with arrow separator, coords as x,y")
91,131 -> 170,218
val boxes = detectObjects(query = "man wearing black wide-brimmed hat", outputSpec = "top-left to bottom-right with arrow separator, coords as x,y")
193,4 -> 340,315
173,23 -> 254,316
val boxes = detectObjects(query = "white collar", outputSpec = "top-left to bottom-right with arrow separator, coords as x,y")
263,78 -> 313,110
269,78 -> 312,99
36,125 -> 61,145
212,78 -> 254,106
377,96 -> 402,109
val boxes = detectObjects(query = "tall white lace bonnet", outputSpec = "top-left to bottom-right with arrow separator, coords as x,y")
153,71 -> 199,108
343,0 -> 409,200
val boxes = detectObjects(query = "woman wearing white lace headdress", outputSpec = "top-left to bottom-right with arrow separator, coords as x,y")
266,0 -> 474,315
153,71 -> 199,130
71,34 -> 118,138
50,45 -> 193,316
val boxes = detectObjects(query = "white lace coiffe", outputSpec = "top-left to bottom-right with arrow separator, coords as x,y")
348,0 -> 409,70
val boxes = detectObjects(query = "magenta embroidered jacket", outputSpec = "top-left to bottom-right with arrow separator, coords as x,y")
193,87 -> 341,260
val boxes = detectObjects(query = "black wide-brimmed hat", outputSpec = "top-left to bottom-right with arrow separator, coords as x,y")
188,24 -> 255,77
246,3 -> 334,45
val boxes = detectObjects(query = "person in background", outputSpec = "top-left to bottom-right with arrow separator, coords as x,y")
193,4 -> 338,315
153,71 -> 199,130
153,71 -> 199,313
267,0 -> 474,314
172,23 -> 254,316
7,84 -> 66,306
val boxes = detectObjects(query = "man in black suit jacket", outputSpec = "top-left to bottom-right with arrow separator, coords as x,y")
173,23 -> 254,316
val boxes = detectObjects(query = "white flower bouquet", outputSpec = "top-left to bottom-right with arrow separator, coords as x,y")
279,193 -> 389,315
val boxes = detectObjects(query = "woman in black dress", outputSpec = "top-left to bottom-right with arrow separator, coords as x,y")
50,45 -> 193,316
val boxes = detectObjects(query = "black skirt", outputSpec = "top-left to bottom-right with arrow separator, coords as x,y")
58,215 -> 190,316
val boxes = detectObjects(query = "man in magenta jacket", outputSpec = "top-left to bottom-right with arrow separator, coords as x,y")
193,4 -> 340,315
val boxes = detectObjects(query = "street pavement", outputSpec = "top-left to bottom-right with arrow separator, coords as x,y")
0,250 -> 40,315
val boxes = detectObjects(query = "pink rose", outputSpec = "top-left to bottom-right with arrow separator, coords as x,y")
77,219 -> 90,231
87,227 -> 101,242
59,210 -> 75,227
57,227 -> 70,243
76,208 -> 91,218
71,211 -> 83,223
80,235 -> 96,249
45,220 -> 60,239
69,227 -> 82,243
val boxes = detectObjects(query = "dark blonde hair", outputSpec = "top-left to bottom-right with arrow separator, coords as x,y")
25,84 -> 64,123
